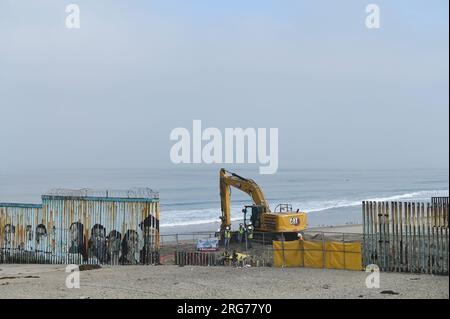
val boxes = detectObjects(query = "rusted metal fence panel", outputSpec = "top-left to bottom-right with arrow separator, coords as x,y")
0,203 -> 43,263
0,188 -> 160,265
432,197 -> 449,206
174,250 -> 219,266
363,200 -> 449,275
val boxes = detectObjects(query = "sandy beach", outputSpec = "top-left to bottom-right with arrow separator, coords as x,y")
0,263 -> 448,299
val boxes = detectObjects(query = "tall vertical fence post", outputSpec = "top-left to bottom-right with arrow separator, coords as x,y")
363,199 -> 449,275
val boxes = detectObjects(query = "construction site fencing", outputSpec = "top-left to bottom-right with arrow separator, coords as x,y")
272,232 -> 363,270
160,230 -> 363,269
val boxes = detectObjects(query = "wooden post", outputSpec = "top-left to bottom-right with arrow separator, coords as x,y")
369,201 -> 375,265
445,202 -> 449,275
399,202 -> 404,272
438,202 -> 443,274
362,201 -> 367,267
420,203 -> 425,273
436,202 -> 441,274
406,202 -> 411,272
426,203 -> 431,274
402,202 -> 406,272
393,201 -> 396,272
431,203 -> 436,274
378,202 -> 384,271
393,201 -> 399,272
412,203 -> 417,272
384,202 -> 390,271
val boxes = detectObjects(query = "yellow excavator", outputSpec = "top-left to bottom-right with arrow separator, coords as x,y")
219,168 -> 307,240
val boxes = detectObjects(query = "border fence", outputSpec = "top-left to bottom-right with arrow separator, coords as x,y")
0,188 -> 160,266
362,200 -> 449,275
432,197 -> 449,206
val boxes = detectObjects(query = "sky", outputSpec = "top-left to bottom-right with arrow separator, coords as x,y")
0,0 -> 448,171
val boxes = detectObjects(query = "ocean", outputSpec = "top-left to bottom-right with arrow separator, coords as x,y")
0,167 -> 448,230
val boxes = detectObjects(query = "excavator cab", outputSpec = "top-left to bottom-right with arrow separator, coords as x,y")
274,203 -> 293,213
242,205 -> 265,228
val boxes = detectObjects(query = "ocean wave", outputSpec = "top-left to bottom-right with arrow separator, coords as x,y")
159,189 -> 448,227
160,216 -> 245,228
291,190 -> 449,213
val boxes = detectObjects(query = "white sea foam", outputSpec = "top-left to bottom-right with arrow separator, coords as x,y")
159,189 -> 448,227
291,190 -> 449,213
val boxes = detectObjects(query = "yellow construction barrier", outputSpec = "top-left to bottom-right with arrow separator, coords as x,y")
273,240 -> 302,267
273,240 -> 363,271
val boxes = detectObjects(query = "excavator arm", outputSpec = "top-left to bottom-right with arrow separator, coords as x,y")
219,168 -> 270,231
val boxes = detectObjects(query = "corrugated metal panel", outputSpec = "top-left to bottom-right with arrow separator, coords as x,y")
0,203 -> 43,254
0,189 -> 160,265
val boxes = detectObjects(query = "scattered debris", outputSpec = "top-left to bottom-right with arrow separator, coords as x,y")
0,275 -> 40,280
79,265 -> 102,272
380,290 -> 400,295
0,276 -> 18,280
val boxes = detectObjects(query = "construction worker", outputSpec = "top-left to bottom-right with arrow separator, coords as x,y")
238,223 -> 245,243
246,223 -> 254,249
224,226 -> 231,250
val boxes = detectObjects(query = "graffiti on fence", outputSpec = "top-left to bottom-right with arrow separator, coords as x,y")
0,189 -> 160,265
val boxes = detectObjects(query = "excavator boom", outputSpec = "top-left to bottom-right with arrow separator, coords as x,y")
219,168 -> 307,234
219,168 -> 270,231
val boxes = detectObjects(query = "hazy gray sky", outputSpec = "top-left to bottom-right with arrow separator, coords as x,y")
0,0 -> 448,171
